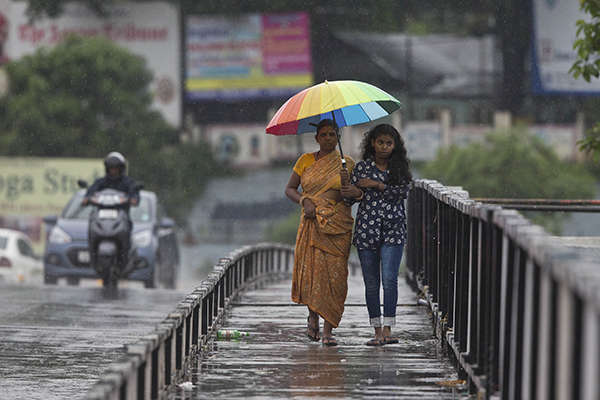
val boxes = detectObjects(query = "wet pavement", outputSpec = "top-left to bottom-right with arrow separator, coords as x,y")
167,274 -> 465,399
0,284 -> 187,400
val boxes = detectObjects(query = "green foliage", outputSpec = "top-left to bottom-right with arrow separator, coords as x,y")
421,130 -> 596,233
571,0 -> 600,83
131,143 -> 225,222
25,0 -> 108,18
0,35 -> 167,156
571,0 -> 600,157
265,209 -> 301,245
578,123 -> 600,159
0,35 -> 221,223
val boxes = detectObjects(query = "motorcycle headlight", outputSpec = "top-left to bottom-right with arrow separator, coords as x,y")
133,230 -> 152,248
48,226 -> 72,244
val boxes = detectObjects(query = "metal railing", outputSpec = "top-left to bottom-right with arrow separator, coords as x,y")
406,180 -> 600,400
473,198 -> 600,212
86,243 -> 294,400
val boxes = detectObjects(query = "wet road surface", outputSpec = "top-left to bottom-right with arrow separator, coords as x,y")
0,284 -> 187,400
167,274 -> 464,399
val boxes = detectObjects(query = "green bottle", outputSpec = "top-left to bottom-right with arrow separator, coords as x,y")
216,329 -> 250,340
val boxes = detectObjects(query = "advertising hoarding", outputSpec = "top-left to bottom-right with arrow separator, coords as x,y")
0,157 -> 103,217
186,12 -> 312,100
0,1 -> 181,126
532,0 -> 600,94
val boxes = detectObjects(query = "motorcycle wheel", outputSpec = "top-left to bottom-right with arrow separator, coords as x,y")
144,260 -> 158,289
144,271 -> 156,289
101,257 -> 118,289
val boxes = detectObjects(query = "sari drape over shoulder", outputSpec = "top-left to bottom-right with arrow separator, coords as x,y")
292,151 -> 354,328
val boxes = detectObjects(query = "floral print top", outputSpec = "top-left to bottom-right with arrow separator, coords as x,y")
346,159 -> 410,250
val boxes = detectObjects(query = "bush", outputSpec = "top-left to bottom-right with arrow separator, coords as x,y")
265,209 -> 301,245
421,129 -> 596,233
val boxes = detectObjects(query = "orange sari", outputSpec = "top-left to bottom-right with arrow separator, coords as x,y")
292,151 -> 354,327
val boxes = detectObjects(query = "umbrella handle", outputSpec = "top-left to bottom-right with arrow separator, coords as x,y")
337,135 -> 346,168
332,111 -> 346,169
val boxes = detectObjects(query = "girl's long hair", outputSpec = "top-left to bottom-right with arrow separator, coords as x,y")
360,124 -> 412,185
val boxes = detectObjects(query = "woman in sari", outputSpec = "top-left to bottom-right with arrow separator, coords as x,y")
284,119 -> 361,346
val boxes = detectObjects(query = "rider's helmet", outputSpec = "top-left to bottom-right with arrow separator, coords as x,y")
104,152 -> 127,176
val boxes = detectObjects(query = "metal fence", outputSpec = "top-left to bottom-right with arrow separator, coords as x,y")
406,179 -> 600,400
86,243 -> 294,400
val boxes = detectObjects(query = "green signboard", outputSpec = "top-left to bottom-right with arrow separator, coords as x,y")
0,157 -> 103,216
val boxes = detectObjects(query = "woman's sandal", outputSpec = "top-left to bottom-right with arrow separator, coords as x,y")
307,316 -> 320,342
366,338 -> 384,346
383,336 -> 399,345
322,336 -> 338,346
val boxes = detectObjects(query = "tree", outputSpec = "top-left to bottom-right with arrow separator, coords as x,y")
0,35 -> 220,222
421,130 -> 596,233
0,35 -> 172,156
24,0 -> 108,18
571,0 -> 600,157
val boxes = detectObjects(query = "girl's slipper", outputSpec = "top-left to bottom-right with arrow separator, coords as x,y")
366,338 -> 384,346
383,336 -> 399,344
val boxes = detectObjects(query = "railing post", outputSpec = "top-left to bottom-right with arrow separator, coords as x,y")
487,224 -> 504,394
455,212 -> 470,354
556,282 -> 576,400
465,215 -> 479,365
507,246 -> 526,399
535,271 -> 556,400
581,303 -> 599,400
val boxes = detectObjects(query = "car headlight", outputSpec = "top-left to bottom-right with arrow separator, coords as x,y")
48,226 -> 72,244
133,230 -> 152,248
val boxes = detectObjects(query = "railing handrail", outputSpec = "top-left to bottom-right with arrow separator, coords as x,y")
474,198 -> 600,206
86,242 -> 294,400
413,180 -> 600,309
407,179 -> 600,400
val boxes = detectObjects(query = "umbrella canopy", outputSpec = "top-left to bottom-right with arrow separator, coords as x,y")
266,80 -> 401,136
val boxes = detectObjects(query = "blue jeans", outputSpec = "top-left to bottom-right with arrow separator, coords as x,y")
358,245 -> 404,327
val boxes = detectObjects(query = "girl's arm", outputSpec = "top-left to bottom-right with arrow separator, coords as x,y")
343,162 -> 367,206
382,180 -> 411,202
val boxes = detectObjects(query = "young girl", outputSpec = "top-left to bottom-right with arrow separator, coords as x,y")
346,124 -> 412,346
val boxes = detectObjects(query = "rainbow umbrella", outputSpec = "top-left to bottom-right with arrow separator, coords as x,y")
266,80 -> 401,164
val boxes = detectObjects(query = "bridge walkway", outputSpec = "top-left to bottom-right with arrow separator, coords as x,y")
167,273 -> 465,399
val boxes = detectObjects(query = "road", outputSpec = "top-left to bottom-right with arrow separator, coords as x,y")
0,283 -> 187,400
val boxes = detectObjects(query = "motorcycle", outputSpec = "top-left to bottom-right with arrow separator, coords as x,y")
78,181 -> 146,288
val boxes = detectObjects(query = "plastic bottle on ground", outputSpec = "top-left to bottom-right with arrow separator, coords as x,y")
216,329 -> 250,340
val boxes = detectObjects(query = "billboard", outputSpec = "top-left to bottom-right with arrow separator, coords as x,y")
0,157 -> 103,217
186,12 -> 312,100
0,1 -> 181,126
532,0 -> 600,94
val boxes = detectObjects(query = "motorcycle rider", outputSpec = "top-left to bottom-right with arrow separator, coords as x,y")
82,152 -> 140,209
82,152 -> 140,266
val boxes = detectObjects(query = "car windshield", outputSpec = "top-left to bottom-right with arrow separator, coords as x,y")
62,192 -> 153,223
0,236 -> 7,250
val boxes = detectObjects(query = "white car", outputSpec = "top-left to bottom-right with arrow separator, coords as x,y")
0,228 -> 42,284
